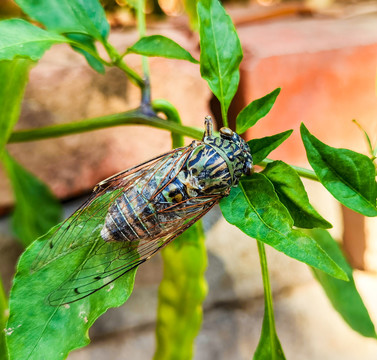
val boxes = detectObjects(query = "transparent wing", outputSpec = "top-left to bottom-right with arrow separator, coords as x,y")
47,195 -> 219,305
31,146 -> 192,272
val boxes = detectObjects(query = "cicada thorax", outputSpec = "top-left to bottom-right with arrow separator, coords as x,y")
100,137 -> 237,243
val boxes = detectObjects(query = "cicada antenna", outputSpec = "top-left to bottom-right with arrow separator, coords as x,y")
203,116 -> 213,139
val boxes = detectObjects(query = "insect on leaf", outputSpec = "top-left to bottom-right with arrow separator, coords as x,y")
220,174 -> 348,280
301,124 -> 377,217
247,130 -> 293,165
127,35 -> 199,64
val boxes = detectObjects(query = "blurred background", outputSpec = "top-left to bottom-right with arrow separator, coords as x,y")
0,0 -> 377,359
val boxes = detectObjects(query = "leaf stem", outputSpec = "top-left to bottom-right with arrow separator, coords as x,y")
260,158 -> 318,181
152,99 -> 184,148
221,102 -> 228,128
137,0 -> 150,79
7,110 -> 203,143
136,0 -> 152,111
257,240 -> 278,352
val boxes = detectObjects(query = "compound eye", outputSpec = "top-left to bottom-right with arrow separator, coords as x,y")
245,162 -> 253,176
220,127 -> 234,137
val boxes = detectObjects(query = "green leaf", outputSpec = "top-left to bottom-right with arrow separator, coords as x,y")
262,161 -> 332,229
183,0 -> 199,30
15,0 -> 109,41
309,229 -> 377,339
254,306 -> 286,360
247,130 -> 293,165
198,0 -> 242,125
253,241 -> 286,360
6,195 -> 137,359
0,20 -> 67,61
301,124 -> 377,217
154,222 -> 207,360
220,174 -> 348,280
1,152 -> 62,247
68,34 -> 105,74
0,58 -> 32,152
128,35 -> 199,64
0,278 -> 8,360
236,88 -> 281,134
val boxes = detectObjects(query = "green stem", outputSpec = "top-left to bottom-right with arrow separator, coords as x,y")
7,110 -> 203,143
260,158 -> 318,182
257,240 -> 278,349
114,56 -> 145,89
152,99 -> 184,148
137,0 -> 150,79
220,102 -> 228,128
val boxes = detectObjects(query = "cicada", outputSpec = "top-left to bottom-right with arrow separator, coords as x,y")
32,116 -> 253,305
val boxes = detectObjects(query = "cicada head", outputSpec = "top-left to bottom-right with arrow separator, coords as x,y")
201,118 -> 253,188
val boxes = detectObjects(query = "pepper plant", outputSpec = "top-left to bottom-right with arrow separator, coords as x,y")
0,0 -> 376,359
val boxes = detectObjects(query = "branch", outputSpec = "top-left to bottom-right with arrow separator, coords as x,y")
7,109 -> 203,143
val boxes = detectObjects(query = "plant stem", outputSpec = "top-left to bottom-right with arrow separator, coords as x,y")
7,110 -> 204,143
114,54 -> 145,89
220,102 -> 228,128
137,0 -> 152,111
257,240 -> 278,348
137,0 -> 150,79
260,158 -> 318,181
152,99 -> 184,148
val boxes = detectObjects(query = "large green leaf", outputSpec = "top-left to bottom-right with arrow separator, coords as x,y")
128,35 -> 199,64
309,229 -> 377,338
253,241 -> 286,360
154,222 -> 207,360
15,0 -> 109,41
0,59 -> 32,152
1,152 -> 62,247
262,161 -> 332,229
0,20 -> 67,61
0,278 -> 8,360
6,194 -> 137,359
301,124 -> 377,217
236,88 -> 281,134
220,174 -> 347,280
247,130 -> 293,165
198,0 -> 242,124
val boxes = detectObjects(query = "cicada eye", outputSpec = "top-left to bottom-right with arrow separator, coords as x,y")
245,162 -> 253,176
220,127 -> 234,137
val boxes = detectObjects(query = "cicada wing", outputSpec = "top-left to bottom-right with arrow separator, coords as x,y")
47,196 -> 219,306
31,146 -> 192,272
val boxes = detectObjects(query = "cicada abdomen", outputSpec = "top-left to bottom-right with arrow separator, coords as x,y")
33,116 -> 253,305
100,116 -> 253,245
